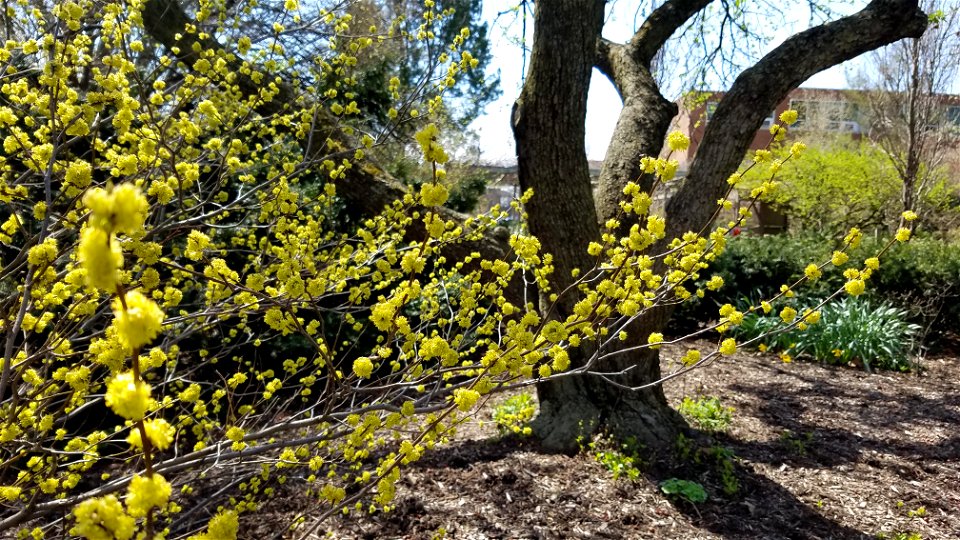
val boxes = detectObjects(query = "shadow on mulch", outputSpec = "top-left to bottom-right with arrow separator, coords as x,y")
641,458 -> 873,540
393,433 -> 873,540
256,346 -> 960,539
725,367 -> 960,467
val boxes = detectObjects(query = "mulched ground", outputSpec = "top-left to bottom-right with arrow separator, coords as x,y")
251,340 -> 960,539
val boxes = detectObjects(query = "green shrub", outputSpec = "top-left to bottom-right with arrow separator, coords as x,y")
677,234 -> 960,346
734,297 -> 921,371
490,393 -> 537,436
678,396 -> 734,432
584,434 -> 644,481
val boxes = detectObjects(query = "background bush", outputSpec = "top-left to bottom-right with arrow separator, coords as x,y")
675,234 -> 960,350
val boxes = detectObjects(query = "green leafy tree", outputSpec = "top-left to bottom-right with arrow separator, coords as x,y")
749,140 -> 903,234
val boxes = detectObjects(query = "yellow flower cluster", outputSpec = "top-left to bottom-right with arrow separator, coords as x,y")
104,372 -> 153,421
112,291 -> 165,350
414,123 -> 449,164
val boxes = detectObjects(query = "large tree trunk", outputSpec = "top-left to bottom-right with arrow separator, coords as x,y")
511,0 -> 684,453
514,0 -> 927,453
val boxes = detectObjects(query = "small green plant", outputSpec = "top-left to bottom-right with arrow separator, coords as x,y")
490,393 -> 537,436
675,435 -> 740,497
907,506 -> 927,518
675,432 -> 695,461
705,445 -> 740,495
678,396 -> 734,432
660,478 -> 708,504
780,429 -> 813,455
876,532 -> 923,540
586,434 -> 645,481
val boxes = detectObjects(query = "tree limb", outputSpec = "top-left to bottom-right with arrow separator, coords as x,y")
666,0 -> 928,240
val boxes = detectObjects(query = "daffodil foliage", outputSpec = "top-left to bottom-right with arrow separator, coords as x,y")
0,1 -> 916,538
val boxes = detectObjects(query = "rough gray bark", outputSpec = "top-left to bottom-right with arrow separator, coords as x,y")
516,0 -> 927,452
511,0 -> 604,294
593,0 -> 712,225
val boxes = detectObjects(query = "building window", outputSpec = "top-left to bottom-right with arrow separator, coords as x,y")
760,112 -> 775,131
706,102 -> 718,121
946,105 -> 960,127
789,99 -> 861,132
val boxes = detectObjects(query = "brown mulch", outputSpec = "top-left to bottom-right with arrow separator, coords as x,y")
250,341 -> 960,540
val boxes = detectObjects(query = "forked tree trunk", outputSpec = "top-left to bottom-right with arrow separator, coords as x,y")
511,0 -> 684,452
513,0 -> 927,453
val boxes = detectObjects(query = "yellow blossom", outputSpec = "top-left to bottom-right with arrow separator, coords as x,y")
414,123 -> 449,163
105,372 -> 153,420
83,183 -> 149,235
779,109 -> 799,125
352,357 -> 374,378
666,131 -> 690,151
844,279 -> 866,296
112,291 -> 165,350
126,473 -> 172,517
79,227 -> 122,292
453,388 -> 480,412
419,183 -> 449,207
126,418 -> 175,451
70,495 -> 135,540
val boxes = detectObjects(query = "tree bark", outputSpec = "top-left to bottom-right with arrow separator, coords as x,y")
516,0 -> 927,452
511,0 -> 688,452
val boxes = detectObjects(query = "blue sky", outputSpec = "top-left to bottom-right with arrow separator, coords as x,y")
468,2 -> 860,164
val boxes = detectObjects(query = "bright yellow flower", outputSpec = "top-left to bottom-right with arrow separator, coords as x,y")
126,473 -> 172,517
666,131 -> 690,151
453,388 -> 480,411
79,227 -> 122,292
105,372 -> 153,420
779,109 -> 799,125
83,183 -> 149,235
420,183 -> 449,207
414,123 -> 449,164
70,495 -> 135,540
352,357 -> 374,378
127,418 -> 175,451
112,291 -> 165,350
844,279 -> 866,296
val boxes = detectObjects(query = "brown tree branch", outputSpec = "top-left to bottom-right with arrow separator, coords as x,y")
665,0 -> 928,240
629,0 -> 714,67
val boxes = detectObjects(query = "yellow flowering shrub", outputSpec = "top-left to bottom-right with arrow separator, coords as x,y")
0,1 -> 911,538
